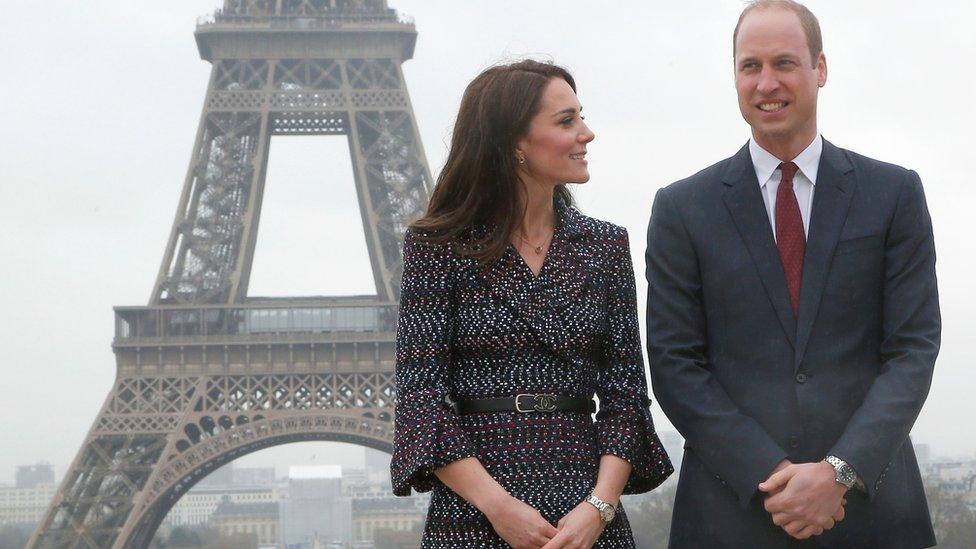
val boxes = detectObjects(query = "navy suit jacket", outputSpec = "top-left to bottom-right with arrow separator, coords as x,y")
645,139 -> 940,548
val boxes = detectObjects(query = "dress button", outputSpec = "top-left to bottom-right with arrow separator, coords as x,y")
788,436 -> 800,449
795,373 -> 808,384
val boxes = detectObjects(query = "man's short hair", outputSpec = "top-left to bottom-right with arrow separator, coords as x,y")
733,0 -> 823,65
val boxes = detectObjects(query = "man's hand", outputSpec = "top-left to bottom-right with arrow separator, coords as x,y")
763,459 -> 793,495
759,461 -> 847,539
541,500 -> 606,549
484,495 -> 558,548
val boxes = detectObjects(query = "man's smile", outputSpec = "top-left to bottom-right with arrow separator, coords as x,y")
758,101 -> 789,112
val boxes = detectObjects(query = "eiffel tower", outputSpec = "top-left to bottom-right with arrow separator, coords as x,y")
29,1 -> 431,547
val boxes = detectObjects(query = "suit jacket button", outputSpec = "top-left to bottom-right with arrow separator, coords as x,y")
788,436 -> 800,449
795,373 -> 809,384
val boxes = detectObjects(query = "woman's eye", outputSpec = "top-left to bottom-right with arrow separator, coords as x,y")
561,118 -> 574,125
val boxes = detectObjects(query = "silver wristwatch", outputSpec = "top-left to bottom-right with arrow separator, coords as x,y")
825,455 -> 857,490
584,494 -> 616,525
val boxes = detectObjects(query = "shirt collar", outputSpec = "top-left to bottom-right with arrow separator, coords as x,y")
749,134 -> 823,187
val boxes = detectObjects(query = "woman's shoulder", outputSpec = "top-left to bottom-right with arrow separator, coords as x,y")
401,225 -> 457,265
566,207 -> 629,243
404,225 -> 481,250
403,224 -> 455,245
402,226 -> 491,274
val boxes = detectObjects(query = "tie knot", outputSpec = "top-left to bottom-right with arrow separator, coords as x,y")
779,162 -> 799,182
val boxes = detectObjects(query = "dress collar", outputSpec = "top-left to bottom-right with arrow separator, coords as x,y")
553,191 -> 586,241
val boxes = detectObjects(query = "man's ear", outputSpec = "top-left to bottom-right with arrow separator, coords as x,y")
817,52 -> 827,88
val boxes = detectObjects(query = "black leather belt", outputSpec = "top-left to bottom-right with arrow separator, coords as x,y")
452,394 -> 596,414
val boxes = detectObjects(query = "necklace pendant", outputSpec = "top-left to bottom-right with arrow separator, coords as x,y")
534,245 -> 543,255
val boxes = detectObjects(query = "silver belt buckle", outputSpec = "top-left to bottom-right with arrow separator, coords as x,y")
515,393 -> 557,413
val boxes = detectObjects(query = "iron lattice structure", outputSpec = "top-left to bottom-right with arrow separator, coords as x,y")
29,1 -> 431,547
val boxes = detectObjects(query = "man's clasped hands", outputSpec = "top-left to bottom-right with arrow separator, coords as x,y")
759,459 -> 850,540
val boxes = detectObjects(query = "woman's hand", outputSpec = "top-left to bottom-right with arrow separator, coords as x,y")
484,495 -> 559,548
541,501 -> 606,548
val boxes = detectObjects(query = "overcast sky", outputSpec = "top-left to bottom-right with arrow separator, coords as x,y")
1,0 -> 973,484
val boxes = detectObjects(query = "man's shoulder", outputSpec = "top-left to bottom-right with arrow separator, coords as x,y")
658,152 -> 741,203
830,144 -> 922,199
836,145 -> 916,178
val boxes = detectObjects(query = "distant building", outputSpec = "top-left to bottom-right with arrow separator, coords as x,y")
922,460 -> 976,498
343,468 -> 369,489
344,470 -> 427,546
16,463 -> 54,489
352,497 -> 425,543
914,442 -> 931,465
234,466 -> 276,486
365,449 -> 392,483
342,469 -> 428,511
163,485 -> 279,526
344,479 -> 395,500
211,500 -> 280,546
0,482 -> 56,526
196,463 -> 234,487
280,466 -> 352,548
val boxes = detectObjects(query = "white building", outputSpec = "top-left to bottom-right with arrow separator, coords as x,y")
0,482 -> 56,525
162,485 -> 280,526
281,465 -> 352,548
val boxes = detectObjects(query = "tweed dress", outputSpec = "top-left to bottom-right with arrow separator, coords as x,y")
392,198 -> 673,547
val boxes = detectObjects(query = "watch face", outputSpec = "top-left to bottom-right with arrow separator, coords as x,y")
827,457 -> 856,489
836,466 -> 855,488
840,470 -> 856,488
601,506 -> 615,523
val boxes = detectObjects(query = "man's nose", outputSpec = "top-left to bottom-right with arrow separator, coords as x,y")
756,66 -> 780,95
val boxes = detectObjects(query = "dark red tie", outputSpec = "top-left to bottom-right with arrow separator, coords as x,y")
776,162 -> 805,316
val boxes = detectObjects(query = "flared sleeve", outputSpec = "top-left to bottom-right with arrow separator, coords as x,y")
595,227 -> 674,494
391,228 -> 478,496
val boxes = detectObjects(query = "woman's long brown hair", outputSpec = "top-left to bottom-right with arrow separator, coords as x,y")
410,60 -> 576,264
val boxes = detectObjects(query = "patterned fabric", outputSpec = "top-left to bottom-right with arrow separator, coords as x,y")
392,197 -> 673,547
775,161 -> 805,315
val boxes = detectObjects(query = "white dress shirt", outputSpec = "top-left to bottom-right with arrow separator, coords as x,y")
749,135 -> 823,240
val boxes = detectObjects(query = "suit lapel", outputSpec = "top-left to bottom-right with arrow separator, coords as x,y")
721,144 -> 797,348
793,139 -> 856,370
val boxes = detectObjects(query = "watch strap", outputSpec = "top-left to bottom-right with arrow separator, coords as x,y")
584,494 -> 616,524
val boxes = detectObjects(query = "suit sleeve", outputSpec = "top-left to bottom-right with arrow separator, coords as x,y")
390,229 -> 477,496
829,170 -> 940,498
645,188 -> 787,507
595,227 -> 674,494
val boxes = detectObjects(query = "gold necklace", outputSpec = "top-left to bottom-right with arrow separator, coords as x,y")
518,229 -> 553,255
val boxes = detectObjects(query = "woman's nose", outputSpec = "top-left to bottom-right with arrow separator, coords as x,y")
580,122 -> 595,143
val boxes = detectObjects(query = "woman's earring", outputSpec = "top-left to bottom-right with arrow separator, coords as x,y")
516,153 -> 526,164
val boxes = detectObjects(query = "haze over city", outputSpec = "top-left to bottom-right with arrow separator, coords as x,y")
1,0 -> 973,491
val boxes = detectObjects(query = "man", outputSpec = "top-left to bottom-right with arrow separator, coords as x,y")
645,1 -> 940,547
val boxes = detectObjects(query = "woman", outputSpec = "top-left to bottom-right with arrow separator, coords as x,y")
392,60 -> 672,548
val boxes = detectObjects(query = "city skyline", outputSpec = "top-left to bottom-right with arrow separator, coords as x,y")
1,0 -> 974,488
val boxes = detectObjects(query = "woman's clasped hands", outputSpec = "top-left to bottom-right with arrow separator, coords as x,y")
485,494 -> 605,549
